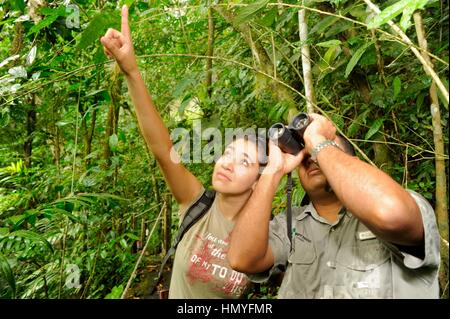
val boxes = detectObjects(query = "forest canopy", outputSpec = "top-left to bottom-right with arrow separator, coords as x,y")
0,0 -> 448,299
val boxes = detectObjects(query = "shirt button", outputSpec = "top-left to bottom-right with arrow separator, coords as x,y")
326,261 -> 336,268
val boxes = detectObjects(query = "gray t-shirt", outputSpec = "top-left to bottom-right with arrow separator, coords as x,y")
169,190 -> 251,298
250,190 -> 440,298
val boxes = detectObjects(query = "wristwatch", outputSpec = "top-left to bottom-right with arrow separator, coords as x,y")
311,140 -> 340,163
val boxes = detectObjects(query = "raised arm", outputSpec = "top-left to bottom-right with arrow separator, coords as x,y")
100,6 -> 202,207
303,114 -> 424,247
228,142 -> 304,273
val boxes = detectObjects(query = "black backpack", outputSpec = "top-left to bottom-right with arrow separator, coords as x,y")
149,189 -> 216,295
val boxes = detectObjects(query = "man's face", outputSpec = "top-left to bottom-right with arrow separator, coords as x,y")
297,154 -> 328,193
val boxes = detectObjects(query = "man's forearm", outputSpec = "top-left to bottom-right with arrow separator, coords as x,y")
316,145 -> 423,245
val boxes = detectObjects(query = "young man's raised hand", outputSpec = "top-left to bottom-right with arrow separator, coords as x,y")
100,5 -> 138,76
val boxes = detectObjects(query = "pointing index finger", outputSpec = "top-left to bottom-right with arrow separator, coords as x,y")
121,5 -> 131,39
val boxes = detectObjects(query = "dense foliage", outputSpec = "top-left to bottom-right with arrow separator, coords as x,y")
0,0 -> 448,299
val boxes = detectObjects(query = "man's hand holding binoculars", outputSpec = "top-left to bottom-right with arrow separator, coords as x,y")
302,113 -> 338,155
264,113 -> 338,177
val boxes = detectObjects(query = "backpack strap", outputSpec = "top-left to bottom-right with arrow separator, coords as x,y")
150,189 -> 216,294
286,172 -> 293,252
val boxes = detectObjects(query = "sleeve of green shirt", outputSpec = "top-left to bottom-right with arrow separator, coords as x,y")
382,190 -> 440,278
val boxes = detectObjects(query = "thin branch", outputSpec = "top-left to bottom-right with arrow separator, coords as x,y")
298,5 -> 315,113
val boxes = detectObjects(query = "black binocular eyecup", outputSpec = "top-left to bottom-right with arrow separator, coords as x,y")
268,112 -> 310,155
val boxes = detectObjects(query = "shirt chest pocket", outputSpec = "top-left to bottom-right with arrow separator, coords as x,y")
288,236 -> 317,265
335,239 -> 390,271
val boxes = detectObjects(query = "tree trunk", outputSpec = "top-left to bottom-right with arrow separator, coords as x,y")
52,98 -> 62,173
103,64 -> 122,175
205,6 -> 215,98
83,73 -> 100,168
162,194 -> 172,256
298,7 -> 315,113
24,95 -> 37,168
414,11 -> 448,298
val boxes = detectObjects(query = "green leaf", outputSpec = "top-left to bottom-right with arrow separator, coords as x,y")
310,16 -> 339,35
10,0 -> 25,12
400,0 -> 429,30
258,7 -> 277,27
347,121 -> 360,138
323,46 -> 341,66
234,0 -> 269,25
367,0 -> 409,29
367,0 -> 430,30
121,0 -> 136,8
125,233 -> 139,241
119,238 -> 128,249
173,75 -> 196,98
105,284 -> 123,299
109,134 -> 119,152
6,230 -> 54,253
179,93 -> 193,115
365,119 -> 384,140
316,40 -> 342,48
393,76 -> 401,100
28,7 -> 65,35
0,253 -> 16,298
77,11 -> 120,50
344,42 -> 373,78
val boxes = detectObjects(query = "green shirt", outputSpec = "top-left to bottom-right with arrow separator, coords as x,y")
169,190 -> 251,298
250,190 -> 440,299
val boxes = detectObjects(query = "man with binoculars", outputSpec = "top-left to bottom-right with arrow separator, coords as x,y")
228,113 -> 440,298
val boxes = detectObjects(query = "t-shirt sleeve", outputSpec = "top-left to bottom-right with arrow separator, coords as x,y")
177,186 -> 205,222
247,212 -> 290,283
383,190 -> 440,271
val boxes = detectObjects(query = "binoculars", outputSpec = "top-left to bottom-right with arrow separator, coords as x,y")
268,112 -> 311,155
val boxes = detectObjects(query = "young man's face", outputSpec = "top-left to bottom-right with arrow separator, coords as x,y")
212,139 -> 260,195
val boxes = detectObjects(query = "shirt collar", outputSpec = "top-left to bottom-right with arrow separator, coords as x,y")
296,201 -> 352,225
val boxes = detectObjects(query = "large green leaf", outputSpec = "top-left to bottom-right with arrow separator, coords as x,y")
0,253 -> 16,298
409,1 -> 430,29
365,119 -> 384,140
5,230 -> 54,253
344,42 -> 373,78
10,0 -> 25,12
77,11 -> 120,50
367,0 -> 430,30
28,6 -> 66,35
234,0 -> 270,25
